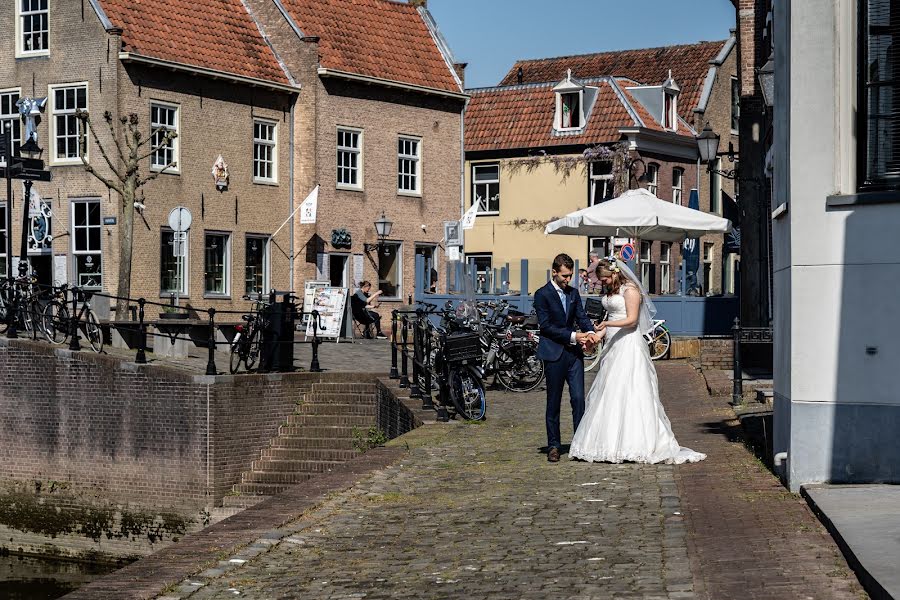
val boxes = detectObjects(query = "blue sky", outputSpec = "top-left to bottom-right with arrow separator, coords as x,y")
427,1 -> 737,89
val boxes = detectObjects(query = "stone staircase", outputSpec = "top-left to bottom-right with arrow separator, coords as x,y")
222,382 -> 380,508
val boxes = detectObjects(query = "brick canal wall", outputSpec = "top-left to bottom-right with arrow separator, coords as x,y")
0,337 -> 414,560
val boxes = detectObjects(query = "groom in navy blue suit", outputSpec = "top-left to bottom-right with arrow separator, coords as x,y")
534,253 -> 596,462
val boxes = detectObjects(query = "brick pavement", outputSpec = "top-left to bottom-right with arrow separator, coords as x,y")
64,355 -> 864,599
658,363 -> 864,600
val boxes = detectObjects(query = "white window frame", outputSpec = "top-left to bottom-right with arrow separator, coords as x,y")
0,89 -> 23,157
204,231 -> 232,298
472,162 -> 500,215
160,227 -> 189,297
672,167 -> 684,205
664,92 -> 677,131
49,82 -> 88,166
640,240 -> 652,291
70,199 -> 102,289
150,102 -> 180,174
557,90 -> 584,130
724,253 -> 739,295
377,240 -> 403,301
702,242 -> 714,294
660,242 -> 671,294
244,234 -> 271,295
646,163 -> 659,196
336,126 -> 363,190
253,119 -> 278,184
589,162 -> 614,206
397,135 -> 422,196
466,252 -> 493,293
15,0 -> 49,58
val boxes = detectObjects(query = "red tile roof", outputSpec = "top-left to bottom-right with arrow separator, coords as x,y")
97,0 -> 292,86
499,41 -> 726,121
465,80 -> 637,152
279,0 -> 462,93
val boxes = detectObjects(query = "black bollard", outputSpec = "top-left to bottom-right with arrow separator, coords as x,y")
6,278 -> 18,339
409,313 -> 422,399
389,310 -> 399,379
206,308 -> 217,375
731,317 -> 742,406
399,314 -> 409,388
309,310 -> 322,372
421,322 -> 434,410
68,287 -> 81,351
136,298 -> 147,364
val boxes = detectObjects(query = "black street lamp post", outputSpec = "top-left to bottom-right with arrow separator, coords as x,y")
363,211 -> 394,253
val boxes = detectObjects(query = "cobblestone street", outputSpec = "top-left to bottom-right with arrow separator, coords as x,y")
161,361 -> 862,600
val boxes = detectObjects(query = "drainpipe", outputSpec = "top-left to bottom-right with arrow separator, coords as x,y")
460,98 -> 468,219
289,101 -> 295,292
774,451 -> 788,467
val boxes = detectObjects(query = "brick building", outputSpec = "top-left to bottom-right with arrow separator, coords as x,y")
463,41 -> 735,296
1,0 -> 464,319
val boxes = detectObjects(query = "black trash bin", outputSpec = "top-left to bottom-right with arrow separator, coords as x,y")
259,291 -> 297,372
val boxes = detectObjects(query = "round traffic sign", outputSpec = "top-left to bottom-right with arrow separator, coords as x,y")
168,206 -> 193,232
619,243 -> 635,262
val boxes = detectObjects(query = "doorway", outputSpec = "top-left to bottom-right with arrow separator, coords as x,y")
328,253 -> 349,288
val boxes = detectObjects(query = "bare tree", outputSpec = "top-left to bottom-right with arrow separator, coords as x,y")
76,110 -> 176,319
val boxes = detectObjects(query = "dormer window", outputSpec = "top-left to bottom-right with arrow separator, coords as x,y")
664,92 -> 676,130
661,70 -> 681,132
554,69 -> 586,131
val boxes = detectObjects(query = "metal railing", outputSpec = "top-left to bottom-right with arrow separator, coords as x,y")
731,317 -> 774,406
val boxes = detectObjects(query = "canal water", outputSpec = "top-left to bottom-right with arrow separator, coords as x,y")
0,554 -> 120,599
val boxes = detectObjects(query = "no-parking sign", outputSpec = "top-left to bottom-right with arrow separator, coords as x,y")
619,243 -> 635,262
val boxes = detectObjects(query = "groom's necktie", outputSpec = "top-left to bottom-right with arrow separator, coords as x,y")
558,288 -> 567,316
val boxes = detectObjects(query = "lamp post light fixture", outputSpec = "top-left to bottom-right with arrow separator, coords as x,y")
696,122 -> 741,179
364,211 -> 394,253
757,53 -> 775,109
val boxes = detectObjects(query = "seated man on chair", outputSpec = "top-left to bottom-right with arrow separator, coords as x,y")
351,281 -> 386,339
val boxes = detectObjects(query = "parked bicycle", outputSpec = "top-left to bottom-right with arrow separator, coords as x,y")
40,285 -> 104,352
414,301 -> 486,421
477,300 -> 544,392
229,295 -> 268,374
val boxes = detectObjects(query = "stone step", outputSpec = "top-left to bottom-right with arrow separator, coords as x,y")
232,482 -> 292,496
251,459 -> 344,474
221,494 -> 270,508
241,470 -> 316,484
301,392 -> 378,405
310,382 -> 378,394
295,403 -> 378,416
278,425 -> 360,437
259,447 -> 361,462
269,436 -> 359,450
286,414 -> 376,427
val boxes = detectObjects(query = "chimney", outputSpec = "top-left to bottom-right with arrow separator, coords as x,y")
453,62 -> 467,88
410,0 -> 427,7
517,66 -> 523,84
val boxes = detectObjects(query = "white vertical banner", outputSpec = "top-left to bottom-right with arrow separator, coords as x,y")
299,185 -> 319,224
53,254 -> 67,286
353,253 -> 364,287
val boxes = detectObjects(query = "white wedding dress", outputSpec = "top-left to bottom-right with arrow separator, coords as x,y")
569,286 -> 706,464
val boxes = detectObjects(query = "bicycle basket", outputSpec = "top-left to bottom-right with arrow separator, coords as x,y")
443,331 -> 482,364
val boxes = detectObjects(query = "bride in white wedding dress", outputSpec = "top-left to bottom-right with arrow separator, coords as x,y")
569,258 -> 706,464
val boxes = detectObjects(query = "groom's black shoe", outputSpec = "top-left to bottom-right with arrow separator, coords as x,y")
548,447 -> 561,463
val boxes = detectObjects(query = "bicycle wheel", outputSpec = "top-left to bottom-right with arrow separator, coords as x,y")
449,367 -> 486,421
229,336 -> 244,374
495,341 -> 544,393
583,341 -> 603,372
81,310 -> 104,352
43,301 -> 70,344
648,325 -> 671,361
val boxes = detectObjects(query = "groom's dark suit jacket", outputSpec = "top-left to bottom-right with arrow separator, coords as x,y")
534,282 -> 594,362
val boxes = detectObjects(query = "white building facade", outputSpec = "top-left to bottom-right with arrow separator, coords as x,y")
774,0 -> 900,490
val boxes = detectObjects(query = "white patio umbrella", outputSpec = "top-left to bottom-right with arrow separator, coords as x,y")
544,188 -> 732,242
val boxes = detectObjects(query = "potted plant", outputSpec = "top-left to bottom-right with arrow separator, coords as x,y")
159,305 -> 189,320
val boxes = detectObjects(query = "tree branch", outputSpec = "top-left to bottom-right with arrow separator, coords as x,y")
136,131 -> 177,162
78,111 -> 125,182
102,111 -> 128,166
137,160 -> 177,186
